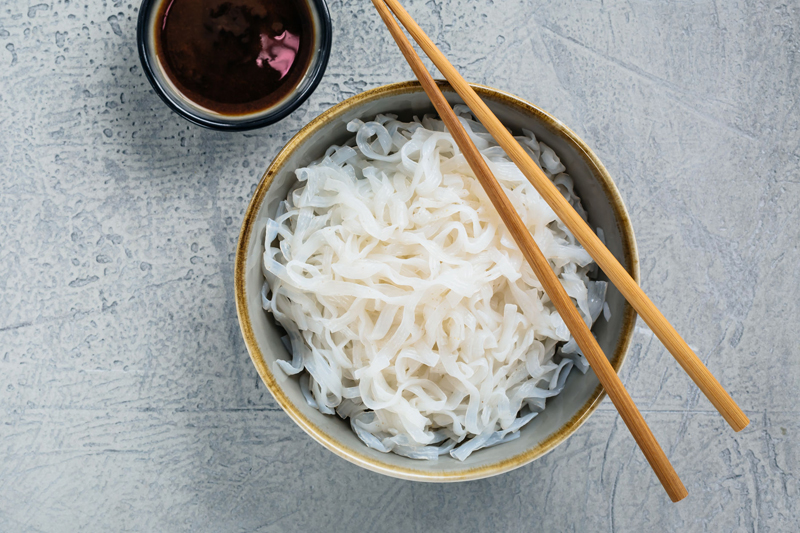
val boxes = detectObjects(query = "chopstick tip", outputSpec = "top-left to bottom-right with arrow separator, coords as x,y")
671,486 -> 689,503
732,415 -> 750,433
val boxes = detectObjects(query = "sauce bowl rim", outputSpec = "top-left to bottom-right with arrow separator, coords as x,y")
135,0 -> 333,131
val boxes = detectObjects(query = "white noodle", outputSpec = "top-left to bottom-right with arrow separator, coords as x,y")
262,108 -> 606,460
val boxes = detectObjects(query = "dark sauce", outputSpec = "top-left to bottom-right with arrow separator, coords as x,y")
155,0 -> 314,115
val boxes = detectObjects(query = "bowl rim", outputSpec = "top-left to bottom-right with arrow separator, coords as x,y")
135,0 -> 333,131
235,80 -> 640,482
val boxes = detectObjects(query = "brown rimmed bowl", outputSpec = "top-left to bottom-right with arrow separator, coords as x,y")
235,81 -> 639,481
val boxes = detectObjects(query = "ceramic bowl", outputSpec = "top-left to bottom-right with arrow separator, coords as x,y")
136,0 -> 332,131
235,81 -> 639,481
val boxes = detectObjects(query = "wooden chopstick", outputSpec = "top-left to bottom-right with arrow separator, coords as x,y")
381,0 -> 749,433
371,0 -> 688,502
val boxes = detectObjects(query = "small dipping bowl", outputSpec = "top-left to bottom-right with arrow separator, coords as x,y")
236,81 -> 640,481
136,0 -> 332,131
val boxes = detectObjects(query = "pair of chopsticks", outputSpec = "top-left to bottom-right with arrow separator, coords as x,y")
372,0 -> 749,502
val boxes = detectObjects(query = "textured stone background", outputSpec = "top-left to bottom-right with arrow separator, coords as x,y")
1,0 -> 798,531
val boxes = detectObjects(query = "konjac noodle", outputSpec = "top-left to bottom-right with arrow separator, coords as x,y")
261,106 -> 608,460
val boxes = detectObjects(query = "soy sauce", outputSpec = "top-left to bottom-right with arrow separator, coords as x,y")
155,0 -> 314,115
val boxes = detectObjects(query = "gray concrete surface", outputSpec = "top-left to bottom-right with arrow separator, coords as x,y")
1,0 -> 798,531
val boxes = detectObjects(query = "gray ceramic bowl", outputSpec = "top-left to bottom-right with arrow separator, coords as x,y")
235,81 -> 639,481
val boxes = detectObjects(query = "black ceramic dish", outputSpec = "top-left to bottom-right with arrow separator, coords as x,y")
136,0 -> 332,131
